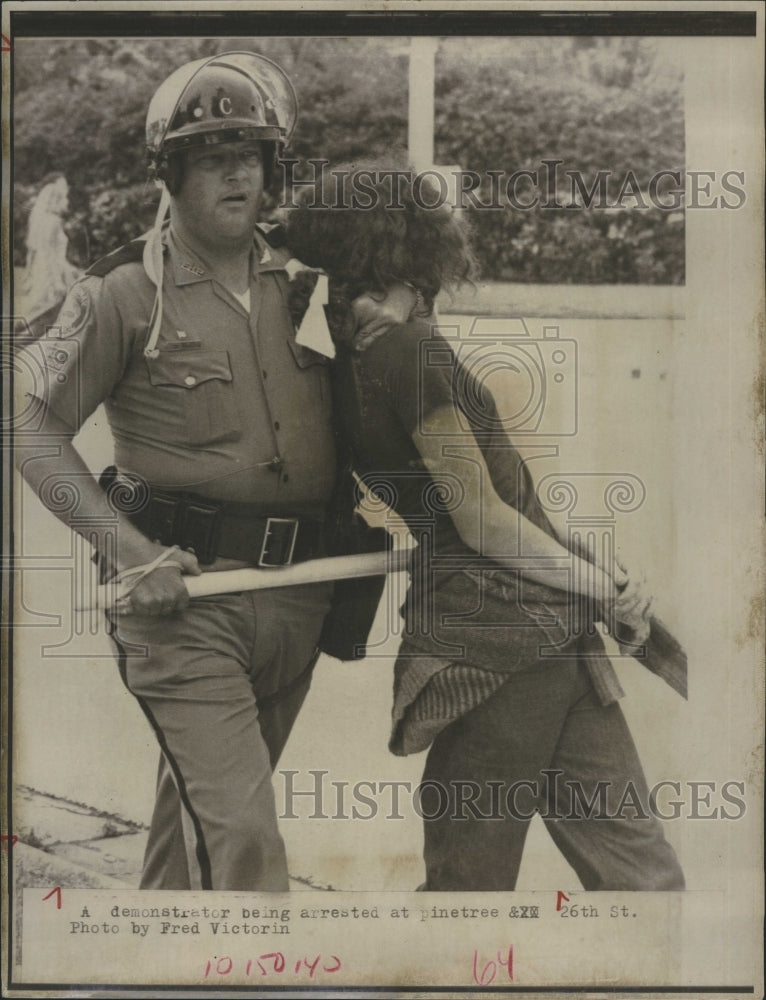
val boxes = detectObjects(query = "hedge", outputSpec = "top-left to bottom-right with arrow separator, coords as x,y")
12,36 -> 684,284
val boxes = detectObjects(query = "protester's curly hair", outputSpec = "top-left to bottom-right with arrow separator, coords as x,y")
284,162 -> 475,315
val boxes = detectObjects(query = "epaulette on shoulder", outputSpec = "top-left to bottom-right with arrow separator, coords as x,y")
86,238 -> 148,278
256,222 -> 287,248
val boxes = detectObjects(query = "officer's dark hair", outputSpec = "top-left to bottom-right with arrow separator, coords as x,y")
156,141 -> 277,197
284,161 -> 475,316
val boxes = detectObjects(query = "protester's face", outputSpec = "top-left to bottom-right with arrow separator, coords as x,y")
173,140 -> 264,249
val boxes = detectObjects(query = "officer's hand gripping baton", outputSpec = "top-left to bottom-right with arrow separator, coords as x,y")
88,548 -> 412,610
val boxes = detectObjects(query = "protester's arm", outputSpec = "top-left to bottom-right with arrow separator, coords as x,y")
410,405 -> 651,631
544,483 -> 653,634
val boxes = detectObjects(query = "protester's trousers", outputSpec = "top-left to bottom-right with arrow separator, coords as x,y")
110,582 -> 332,891
419,657 -> 685,891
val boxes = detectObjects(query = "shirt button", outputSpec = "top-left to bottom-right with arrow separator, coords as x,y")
262,370 -> 268,379
274,421 -> 280,430
184,375 -> 197,386
283,474 -> 289,483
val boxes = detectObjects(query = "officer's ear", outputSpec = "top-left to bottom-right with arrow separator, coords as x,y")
156,154 -> 184,197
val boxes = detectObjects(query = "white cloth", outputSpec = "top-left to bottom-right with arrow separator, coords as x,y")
294,272 -> 335,359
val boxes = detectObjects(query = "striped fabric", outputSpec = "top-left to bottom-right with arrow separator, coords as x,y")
410,662 -> 506,722
389,648 -> 625,758
390,654 -> 505,757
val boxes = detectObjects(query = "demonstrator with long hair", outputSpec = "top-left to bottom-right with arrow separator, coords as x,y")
286,164 -> 686,891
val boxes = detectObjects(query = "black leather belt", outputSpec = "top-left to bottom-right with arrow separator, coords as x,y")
100,469 -> 324,567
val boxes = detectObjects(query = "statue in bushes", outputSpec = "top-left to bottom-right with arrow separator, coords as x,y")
18,173 -> 81,335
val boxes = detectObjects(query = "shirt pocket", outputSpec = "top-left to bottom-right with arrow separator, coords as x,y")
145,349 -> 241,446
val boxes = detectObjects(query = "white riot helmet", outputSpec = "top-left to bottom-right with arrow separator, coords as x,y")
145,51 -> 297,177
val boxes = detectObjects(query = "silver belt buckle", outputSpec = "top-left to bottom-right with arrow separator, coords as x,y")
258,517 -> 299,567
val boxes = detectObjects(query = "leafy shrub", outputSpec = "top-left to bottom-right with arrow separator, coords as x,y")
13,36 -> 683,283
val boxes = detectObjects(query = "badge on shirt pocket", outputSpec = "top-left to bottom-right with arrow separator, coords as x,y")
145,348 -> 241,446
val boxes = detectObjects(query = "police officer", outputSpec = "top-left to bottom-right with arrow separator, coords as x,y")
15,52 -> 414,891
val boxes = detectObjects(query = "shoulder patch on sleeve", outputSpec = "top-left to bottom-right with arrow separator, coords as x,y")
54,281 -> 95,337
86,238 -> 147,277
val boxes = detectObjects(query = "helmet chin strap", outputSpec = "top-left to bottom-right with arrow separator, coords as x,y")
142,183 -> 171,358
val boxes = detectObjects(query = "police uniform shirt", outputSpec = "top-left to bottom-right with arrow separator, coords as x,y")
18,226 -> 336,515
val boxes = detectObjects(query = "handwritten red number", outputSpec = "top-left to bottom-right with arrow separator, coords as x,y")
472,949 -> 496,986
499,945 -> 514,981
1,34 -> 11,53
556,890 -> 570,911
205,952 -> 342,979
472,946 -> 513,985
261,952 -> 285,974
302,956 -> 321,978
42,886 -> 62,909
1,835 -> 19,851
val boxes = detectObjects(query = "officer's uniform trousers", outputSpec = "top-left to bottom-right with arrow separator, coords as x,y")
112,583 -> 332,890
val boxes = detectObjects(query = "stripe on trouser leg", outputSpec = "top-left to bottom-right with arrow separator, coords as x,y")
113,637 -> 213,890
